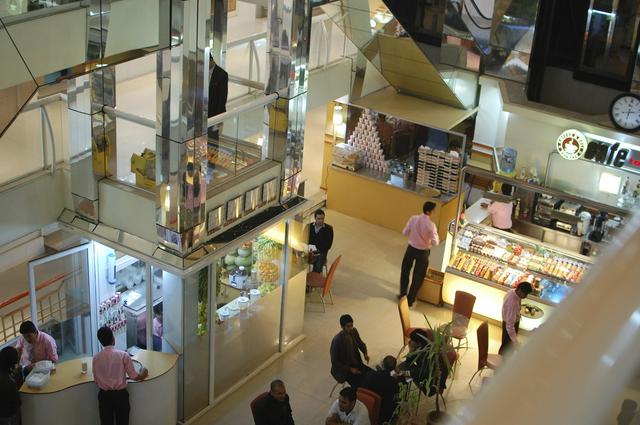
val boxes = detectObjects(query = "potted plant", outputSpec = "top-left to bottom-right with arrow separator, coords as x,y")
390,315 -> 461,425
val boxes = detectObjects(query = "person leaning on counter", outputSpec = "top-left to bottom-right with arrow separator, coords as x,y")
93,326 -> 148,425
481,183 -> 514,231
15,321 -> 58,375
499,282 -> 533,355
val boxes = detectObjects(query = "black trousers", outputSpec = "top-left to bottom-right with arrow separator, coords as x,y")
98,389 -> 130,425
345,364 -> 374,389
400,245 -> 430,305
311,251 -> 327,273
499,320 -> 520,355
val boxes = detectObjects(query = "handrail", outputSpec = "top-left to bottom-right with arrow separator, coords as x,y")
227,31 -> 267,49
0,270 -> 74,310
22,93 -> 67,112
42,106 -> 57,176
208,93 -> 278,128
228,75 -> 265,91
103,106 -> 155,129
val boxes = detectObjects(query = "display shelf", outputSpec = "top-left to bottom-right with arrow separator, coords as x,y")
456,247 -> 577,286
446,267 -> 555,307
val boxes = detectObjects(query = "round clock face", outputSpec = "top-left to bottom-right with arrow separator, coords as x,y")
610,93 -> 640,132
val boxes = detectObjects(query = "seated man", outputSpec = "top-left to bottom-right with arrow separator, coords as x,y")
252,379 -> 295,425
397,329 -> 448,397
330,314 -> 372,388
326,386 -> 370,425
361,356 -> 400,424
16,320 -> 58,375
308,209 -> 334,273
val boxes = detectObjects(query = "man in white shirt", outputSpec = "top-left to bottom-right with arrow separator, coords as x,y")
326,387 -> 370,425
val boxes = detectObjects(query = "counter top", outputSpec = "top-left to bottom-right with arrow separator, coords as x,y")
330,165 -> 456,202
20,349 -> 178,394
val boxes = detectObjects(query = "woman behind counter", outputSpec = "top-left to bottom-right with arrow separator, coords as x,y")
0,346 -> 21,425
482,183 -> 514,231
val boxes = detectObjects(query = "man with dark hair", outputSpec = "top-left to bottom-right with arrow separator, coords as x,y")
361,355 -> 400,424
252,379 -> 295,425
93,326 -> 148,425
16,320 -> 57,374
398,329 -> 449,397
326,386 -> 370,425
330,315 -> 371,388
309,209 -> 334,273
399,201 -> 440,306
482,183 -> 514,231
0,346 -> 21,425
499,282 -> 533,354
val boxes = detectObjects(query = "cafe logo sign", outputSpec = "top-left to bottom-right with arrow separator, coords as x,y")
556,129 -> 588,160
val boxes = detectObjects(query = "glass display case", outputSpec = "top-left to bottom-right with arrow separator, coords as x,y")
447,223 -> 593,306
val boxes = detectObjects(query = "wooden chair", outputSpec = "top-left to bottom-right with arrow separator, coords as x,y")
306,255 -> 342,312
398,295 -> 431,345
468,321 -> 501,389
451,291 -> 476,350
249,392 -> 269,424
357,387 -> 381,425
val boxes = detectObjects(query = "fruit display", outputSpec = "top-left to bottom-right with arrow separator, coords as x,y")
256,261 -> 279,283
254,236 -> 283,262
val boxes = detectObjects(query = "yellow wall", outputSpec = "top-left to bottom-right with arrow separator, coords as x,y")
326,166 -> 458,237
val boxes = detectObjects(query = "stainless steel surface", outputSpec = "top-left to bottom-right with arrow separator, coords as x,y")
465,165 -> 631,217
512,218 -> 583,255
212,0 -> 228,67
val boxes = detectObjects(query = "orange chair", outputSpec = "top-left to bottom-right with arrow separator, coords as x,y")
398,295 -> 432,345
451,291 -> 476,350
250,392 -> 269,424
468,321 -> 501,388
357,387 -> 381,425
306,255 -> 342,312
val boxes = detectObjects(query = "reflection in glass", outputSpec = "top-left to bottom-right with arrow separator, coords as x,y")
31,249 -> 91,362
214,224 -> 285,396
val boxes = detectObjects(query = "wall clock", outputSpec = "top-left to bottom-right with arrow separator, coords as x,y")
609,93 -> 640,132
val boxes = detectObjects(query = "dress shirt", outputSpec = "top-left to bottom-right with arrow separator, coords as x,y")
93,346 -> 140,391
327,399 -> 370,425
502,290 -> 521,343
16,331 -> 58,365
488,201 -> 513,230
402,214 -> 439,250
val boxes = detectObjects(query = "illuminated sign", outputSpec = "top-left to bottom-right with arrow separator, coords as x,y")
556,129 -> 587,160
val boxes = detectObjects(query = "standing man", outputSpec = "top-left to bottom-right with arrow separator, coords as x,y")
208,53 -> 229,141
326,387 -> 370,425
330,314 -> 371,389
308,209 -> 334,273
93,326 -> 148,425
499,282 -> 533,355
252,379 -> 295,425
400,201 -> 440,307
16,320 -> 58,374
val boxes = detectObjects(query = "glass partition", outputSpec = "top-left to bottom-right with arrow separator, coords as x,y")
214,223 -> 285,397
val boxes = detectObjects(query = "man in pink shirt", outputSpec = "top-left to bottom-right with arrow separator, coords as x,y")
499,282 -> 533,355
93,326 -> 148,425
400,201 -> 440,307
16,321 -> 58,373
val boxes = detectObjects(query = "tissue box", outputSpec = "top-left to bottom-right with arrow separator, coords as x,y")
26,370 -> 50,389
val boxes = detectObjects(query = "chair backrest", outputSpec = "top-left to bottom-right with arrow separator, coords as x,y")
250,392 -> 270,423
323,255 -> 342,297
398,296 -> 411,339
357,387 -> 381,425
453,290 -> 476,321
476,321 -> 489,370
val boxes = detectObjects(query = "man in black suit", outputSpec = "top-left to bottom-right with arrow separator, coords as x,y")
308,209 -> 334,273
252,379 -> 295,425
361,356 -> 401,424
330,314 -> 372,388
208,53 -> 228,141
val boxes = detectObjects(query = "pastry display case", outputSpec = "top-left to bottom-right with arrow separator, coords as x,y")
447,223 -> 593,306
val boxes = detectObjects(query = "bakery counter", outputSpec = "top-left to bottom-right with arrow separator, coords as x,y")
326,165 -> 459,239
20,350 -> 178,425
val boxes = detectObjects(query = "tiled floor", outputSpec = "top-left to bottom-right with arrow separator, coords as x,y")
191,209 -> 507,425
